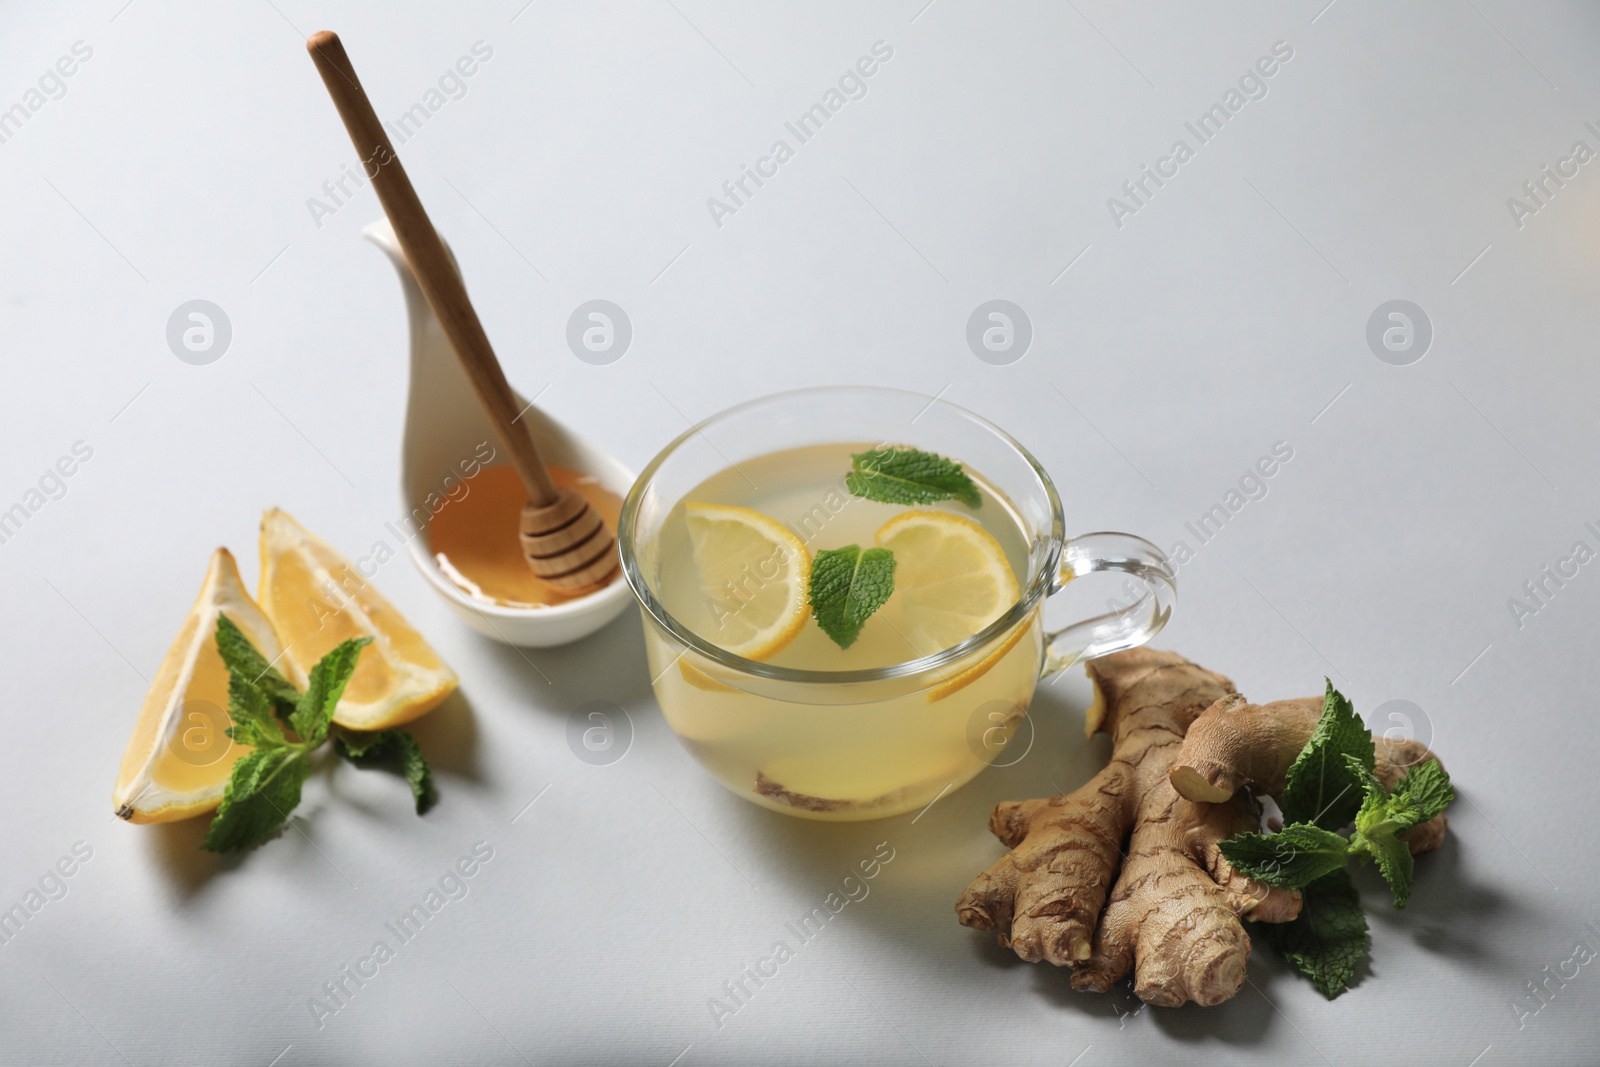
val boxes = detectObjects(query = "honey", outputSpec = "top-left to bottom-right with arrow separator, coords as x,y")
428,464 -> 623,607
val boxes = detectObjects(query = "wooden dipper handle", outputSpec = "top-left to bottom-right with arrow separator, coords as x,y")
306,31 -> 617,592
305,30 -> 558,506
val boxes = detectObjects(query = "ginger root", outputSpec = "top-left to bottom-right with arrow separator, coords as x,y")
955,648 -> 1448,1006
1171,693 -> 1448,853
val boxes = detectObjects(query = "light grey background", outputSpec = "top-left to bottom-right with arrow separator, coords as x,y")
2,1 -> 1597,1064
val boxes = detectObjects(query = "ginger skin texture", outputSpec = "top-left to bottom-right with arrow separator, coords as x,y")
955,648 -> 1447,1006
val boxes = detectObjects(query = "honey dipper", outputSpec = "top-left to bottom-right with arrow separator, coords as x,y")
307,30 -> 618,593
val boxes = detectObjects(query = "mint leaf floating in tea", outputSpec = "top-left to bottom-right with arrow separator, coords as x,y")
809,545 -> 896,649
202,618 -> 437,852
846,446 -> 981,509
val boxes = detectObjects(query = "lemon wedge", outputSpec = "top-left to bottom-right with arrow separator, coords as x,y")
113,549 -> 284,823
683,502 -> 811,660
873,509 -> 1020,658
258,508 -> 456,730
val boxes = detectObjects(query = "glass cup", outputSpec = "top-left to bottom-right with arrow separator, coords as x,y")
618,387 -> 1175,821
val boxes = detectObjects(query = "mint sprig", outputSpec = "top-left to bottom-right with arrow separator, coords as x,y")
1218,681 -> 1454,997
1345,755 -> 1453,908
845,446 -> 981,509
202,616 -> 436,852
808,545 -> 895,649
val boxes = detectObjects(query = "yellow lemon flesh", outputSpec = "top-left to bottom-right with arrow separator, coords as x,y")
113,549 -> 284,823
874,509 -> 1020,659
258,508 -> 456,730
683,502 -> 812,660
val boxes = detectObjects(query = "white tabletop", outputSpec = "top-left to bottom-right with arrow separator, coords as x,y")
3,2 -> 1597,1064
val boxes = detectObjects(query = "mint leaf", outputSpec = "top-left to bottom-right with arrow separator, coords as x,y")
290,637 -> 371,744
334,728 -> 388,760
1269,869 -> 1369,998
391,733 -> 435,815
1348,755 -> 1453,835
1392,759 -> 1453,826
204,628 -> 433,852
846,447 -> 981,509
809,545 -> 896,649
336,728 -> 438,814
1359,827 -> 1416,907
1280,680 -> 1374,830
201,747 -> 310,852
1346,753 -> 1390,824
225,671 -> 287,748
214,614 -> 298,712
1220,823 -> 1350,889
1345,755 -> 1451,907
1236,694 -> 1452,989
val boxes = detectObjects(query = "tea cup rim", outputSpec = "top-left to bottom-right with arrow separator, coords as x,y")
616,385 -> 1066,687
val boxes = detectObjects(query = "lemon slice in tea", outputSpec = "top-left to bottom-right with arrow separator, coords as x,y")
683,502 -> 811,660
874,509 -> 1019,658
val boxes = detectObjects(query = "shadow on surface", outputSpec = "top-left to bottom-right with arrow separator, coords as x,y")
145,814 -> 243,900
1144,973 -> 1280,1044
481,606 -> 653,714
402,687 -> 480,782
1366,793 -> 1514,964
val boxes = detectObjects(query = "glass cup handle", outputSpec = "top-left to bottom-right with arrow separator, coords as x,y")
1041,532 -> 1177,677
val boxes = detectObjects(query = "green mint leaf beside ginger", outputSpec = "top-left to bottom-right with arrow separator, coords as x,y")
202,618 -> 435,852
1268,869 -> 1369,999
1389,758 -> 1454,827
1359,827 -> 1416,909
1219,682 -> 1454,996
1279,679 -> 1374,830
1344,754 -> 1454,908
809,545 -> 896,649
1219,823 -> 1350,889
845,446 -> 981,509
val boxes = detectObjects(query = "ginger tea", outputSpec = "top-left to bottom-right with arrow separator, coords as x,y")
645,443 -> 1042,820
